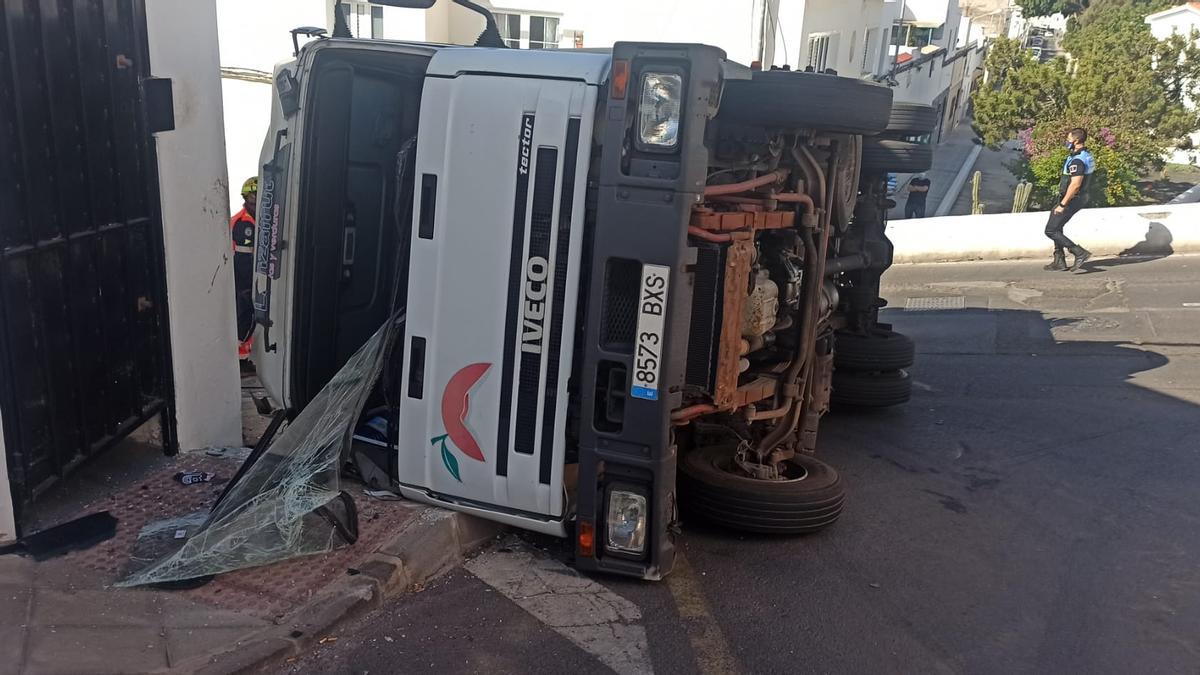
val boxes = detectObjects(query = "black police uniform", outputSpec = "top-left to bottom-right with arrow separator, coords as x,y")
1044,149 -> 1093,253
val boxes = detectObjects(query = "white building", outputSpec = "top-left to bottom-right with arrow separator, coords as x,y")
879,0 -> 988,141
1007,7 -> 1068,40
1145,2 -> 1200,165
1145,1 -> 1200,39
216,0 -> 989,200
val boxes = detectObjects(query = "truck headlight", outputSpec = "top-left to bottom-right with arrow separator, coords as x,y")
606,487 -> 648,554
637,72 -> 682,149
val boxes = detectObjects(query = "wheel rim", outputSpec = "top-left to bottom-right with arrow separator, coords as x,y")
710,450 -> 812,483
833,136 -> 861,227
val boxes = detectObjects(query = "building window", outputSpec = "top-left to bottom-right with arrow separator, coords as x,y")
529,15 -> 559,49
862,28 -> 876,73
338,2 -> 382,39
807,34 -> 832,72
496,12 -> 520,49
494,12 -> 559,49
892,22 -> 944,48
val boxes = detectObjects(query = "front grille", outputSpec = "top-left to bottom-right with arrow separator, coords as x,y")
514,146 -> 559,456
600,257 -> 641,352
686,243 -> 724,391
539,118 -> 581,485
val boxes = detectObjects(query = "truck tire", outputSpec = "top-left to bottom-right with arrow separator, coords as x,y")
717,70 -> 893,135
831,369 -> 912,408
834,328 -> 915,372
679,445 -> 845,534
886,103 -> 938,134
860,139 -> 933,173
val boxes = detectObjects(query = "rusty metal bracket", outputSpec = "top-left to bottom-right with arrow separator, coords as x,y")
712,239 -> 754,409
690,207 -> 795,233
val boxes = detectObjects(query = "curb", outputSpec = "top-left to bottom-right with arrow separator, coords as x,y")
177,508 -> 505,674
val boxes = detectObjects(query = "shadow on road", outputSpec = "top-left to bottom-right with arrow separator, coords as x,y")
673,306 -> 1200,673
1078,253 -> 1171,273
1074,221 -> 1174,274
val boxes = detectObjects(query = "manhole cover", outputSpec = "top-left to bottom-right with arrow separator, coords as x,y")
905,296 -> 966,311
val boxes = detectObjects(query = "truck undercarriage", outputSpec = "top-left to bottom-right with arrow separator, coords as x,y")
570,53 -> 934,576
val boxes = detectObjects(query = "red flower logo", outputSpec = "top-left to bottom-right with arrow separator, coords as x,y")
431,363 -> 491,481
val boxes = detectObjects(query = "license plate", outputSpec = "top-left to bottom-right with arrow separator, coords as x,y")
630,264 -> 670,401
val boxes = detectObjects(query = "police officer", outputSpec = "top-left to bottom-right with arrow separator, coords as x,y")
231,177 -> 257,362
1044,128 -> 1094,271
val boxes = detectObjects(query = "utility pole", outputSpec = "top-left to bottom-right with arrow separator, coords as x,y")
752,0 -> 767,65
891,0 -> 908,75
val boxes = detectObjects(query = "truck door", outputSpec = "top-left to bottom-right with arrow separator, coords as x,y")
252,42 -> 433,411
395,53 -> 603,533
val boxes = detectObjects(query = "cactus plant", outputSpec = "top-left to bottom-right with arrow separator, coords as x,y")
971,171 -> 984,215
1011,181 -> 1032,213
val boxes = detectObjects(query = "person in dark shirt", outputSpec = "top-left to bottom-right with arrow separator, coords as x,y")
1044,128 -> 1094,271
905,174 -> 931,218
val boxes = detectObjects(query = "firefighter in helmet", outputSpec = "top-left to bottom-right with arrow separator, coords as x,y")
231,177 -> 257,363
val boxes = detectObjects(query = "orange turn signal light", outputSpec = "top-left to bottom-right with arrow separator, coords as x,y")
578,520 -> 596,557
610,59 -> 630,100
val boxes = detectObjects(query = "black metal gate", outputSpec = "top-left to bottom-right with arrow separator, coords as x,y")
0,0 -> 175,527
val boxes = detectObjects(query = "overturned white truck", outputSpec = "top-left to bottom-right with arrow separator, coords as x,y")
251,0 -> 934,580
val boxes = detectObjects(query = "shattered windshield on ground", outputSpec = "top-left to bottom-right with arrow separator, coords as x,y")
120,317 -> 400,587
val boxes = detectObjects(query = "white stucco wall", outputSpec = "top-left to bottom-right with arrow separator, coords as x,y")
1146,7 -> 1200,41
890,203 -> 1200,263
146,0 -> 243,450
784,0 -> 887,74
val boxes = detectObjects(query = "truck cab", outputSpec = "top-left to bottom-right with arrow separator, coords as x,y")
252,1 -> 931,580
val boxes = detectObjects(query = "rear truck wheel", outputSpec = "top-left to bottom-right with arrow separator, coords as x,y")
860,138 -> 933,174
885,103 -> 938,135
834,328 -> 915,372
830,368 -> 913,408
679,445 -> 846,534
717,70 -> 893,135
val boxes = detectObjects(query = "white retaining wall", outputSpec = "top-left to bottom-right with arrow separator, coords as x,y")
146,0 -> 243,450
889,203 -> 1200,263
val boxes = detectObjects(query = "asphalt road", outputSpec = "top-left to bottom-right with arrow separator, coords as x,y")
280,254 -> 1200,675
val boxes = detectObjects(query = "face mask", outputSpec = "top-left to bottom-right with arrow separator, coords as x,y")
1064,141 -> 1074,151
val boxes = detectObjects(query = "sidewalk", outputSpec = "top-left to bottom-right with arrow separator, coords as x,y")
1,375 -> 503,674
888,121 -> 980,221
947,140 -> 1023,216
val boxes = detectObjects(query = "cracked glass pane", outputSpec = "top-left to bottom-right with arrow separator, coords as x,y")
119,317 -> 399,587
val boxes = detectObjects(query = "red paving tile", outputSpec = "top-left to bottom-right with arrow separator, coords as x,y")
66,456 -> 232,580
183,495 -> 419,618
63,454 -> 419,619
